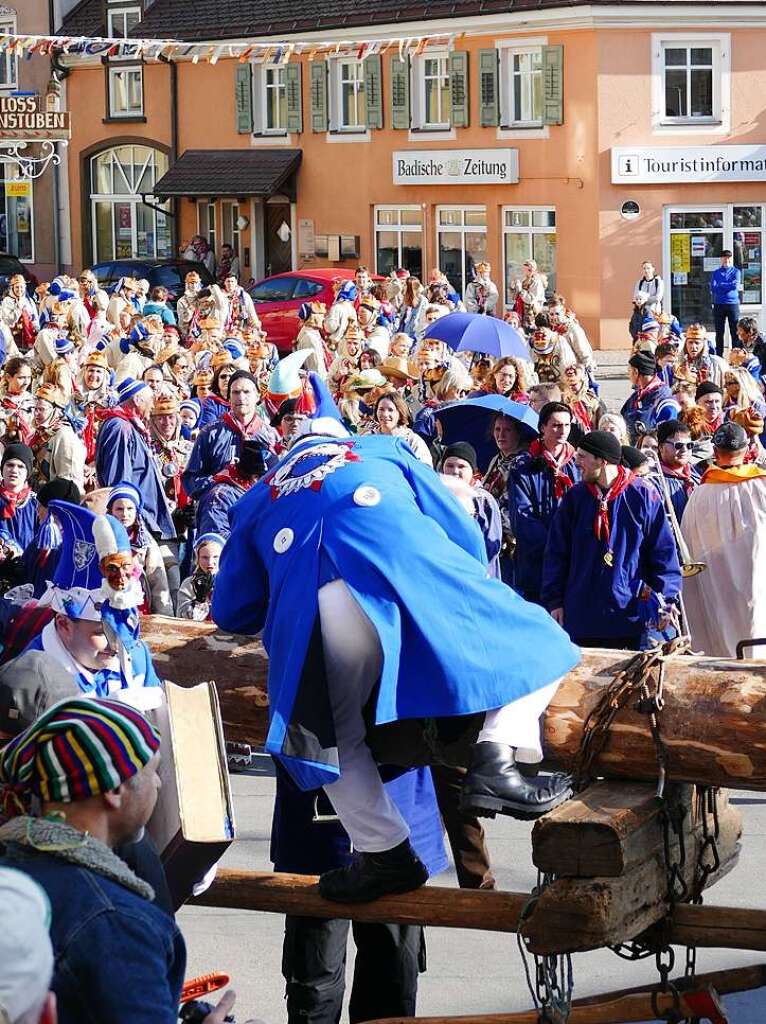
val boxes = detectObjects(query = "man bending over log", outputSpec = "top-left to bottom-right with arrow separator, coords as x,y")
212,375 -> 579,903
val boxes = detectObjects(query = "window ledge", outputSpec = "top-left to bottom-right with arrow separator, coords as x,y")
497,124 -> 550,140
102,115 -> 146,123
326,129 -> 371,143
652,118 -> 728,135
250,132 -> 295,146
407,127 -> 456,142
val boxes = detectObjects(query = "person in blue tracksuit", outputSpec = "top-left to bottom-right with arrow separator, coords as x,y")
620,351 -> 680,444
542,430 -> 681,650
273,764 -> 447,1024
213,375 -> 579,902
508,402 -> 581,604
710,249 -> 742,357
182,371 -> 278,502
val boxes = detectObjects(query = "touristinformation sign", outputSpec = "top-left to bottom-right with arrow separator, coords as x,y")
612,145 -> 766,185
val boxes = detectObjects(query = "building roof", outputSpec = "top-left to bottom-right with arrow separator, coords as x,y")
59,0 -> 690,43
151,148 -> 302,197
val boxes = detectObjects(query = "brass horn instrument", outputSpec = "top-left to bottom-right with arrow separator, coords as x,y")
650,453 -> 706,578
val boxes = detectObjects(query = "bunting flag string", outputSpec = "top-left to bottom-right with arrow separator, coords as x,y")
0,29 -> 455,65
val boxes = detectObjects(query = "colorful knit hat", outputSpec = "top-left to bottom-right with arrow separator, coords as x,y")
0,696 -> 160,806
106,481 -> 143,512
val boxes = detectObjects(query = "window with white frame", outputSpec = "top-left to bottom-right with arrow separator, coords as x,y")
505,47 -> 544,126
337,59 -> 366,131
656,36 -> 726,124
90,145 -> 171,262
374,207 -> 423,280
503,208 -> 556,304
221,200 -> 241,256
437,207 -> 487,297
198,200 -> 216,254
107,6 -> 142,39
262,65 -> 287,133
0,19 -> 17,88
414,51 -> 451,130
108,65 -> 143,117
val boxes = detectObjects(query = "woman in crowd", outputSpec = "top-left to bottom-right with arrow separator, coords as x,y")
365,390 -> 433,465
510,259 -> 547,331
674,324 -> 726,387
329,324 -> 366,396
480,356 -> 533,403
723,364 -> 766,422
560,363 -> 604,432
598,412 -> 630,446
0,357 -> 34,445
177,532 -> 224,621
106,482 -> 175,616
398,277 -> 429,342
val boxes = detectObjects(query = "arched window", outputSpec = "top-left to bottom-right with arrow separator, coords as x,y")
90,145 -> 172,262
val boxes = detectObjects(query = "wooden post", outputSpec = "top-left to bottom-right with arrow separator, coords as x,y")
142,620 -> 766,792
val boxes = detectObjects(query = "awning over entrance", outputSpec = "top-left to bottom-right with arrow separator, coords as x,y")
152,148 -> 302,199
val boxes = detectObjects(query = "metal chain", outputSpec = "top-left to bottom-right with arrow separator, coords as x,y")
517,871 -> 574,1023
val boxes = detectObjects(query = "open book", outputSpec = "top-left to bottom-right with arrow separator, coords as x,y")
148,681 -> 235,909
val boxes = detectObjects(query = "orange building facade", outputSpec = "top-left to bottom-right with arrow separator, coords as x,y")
58,1 -> 766,348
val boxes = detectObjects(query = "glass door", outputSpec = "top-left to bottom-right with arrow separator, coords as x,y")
734,206 -> 762,308
666,209 -> 723,330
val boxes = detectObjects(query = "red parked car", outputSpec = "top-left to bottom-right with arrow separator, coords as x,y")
247,268 -> 381,354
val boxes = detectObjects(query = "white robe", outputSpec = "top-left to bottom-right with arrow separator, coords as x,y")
681,473 -> 766,657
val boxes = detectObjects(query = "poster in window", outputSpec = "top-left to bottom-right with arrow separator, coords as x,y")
671,234 -> 691,274
690,235 -> 706,258
15,199 -> 29,235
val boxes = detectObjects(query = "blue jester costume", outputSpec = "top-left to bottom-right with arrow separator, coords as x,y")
213,425 -> 580,792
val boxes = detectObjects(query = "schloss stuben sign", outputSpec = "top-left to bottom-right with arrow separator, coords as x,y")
0,95 -> 71,141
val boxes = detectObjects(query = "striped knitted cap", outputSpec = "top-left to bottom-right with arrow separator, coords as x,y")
0,697 -> 160,804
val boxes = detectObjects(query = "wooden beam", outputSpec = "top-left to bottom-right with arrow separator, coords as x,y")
192,869 -> 766,953
143,620 -> 766,791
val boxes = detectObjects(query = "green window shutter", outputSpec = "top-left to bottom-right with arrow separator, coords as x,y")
310,60 -> 328,133
479,49 -> 499,127
285,63 -> 303,133
364,54 -> 383,129
542,44 -> 564,125
390,55 -> 410,130
235,63 -> 253,134
449,51 -> 469,128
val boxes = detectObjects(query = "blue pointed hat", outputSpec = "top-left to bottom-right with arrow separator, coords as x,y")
292,372 -> 348,440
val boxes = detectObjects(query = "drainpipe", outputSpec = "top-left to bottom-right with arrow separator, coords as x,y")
159,55 -> 179,251
50,38 -> 70,275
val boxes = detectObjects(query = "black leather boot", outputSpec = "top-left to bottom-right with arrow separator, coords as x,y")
460,741 -> 572,821
318,838 -> 429,903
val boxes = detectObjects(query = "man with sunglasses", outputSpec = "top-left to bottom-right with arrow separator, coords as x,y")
655,420 -> 700,520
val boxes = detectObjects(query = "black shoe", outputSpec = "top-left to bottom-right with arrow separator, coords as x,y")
460,741 -> 572,821
318,839 -> 429,903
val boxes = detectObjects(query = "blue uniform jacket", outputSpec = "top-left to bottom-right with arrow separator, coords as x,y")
0,490 -> 39,552
182,417 -> 278,501
197,395 -> 229,431
0,842 -> 185,1024
95,417 -> 175,540
541,478 -> 682,642
710,266 -> 741,305
212,433 -> 580,790
620,382 -> 680,445
271,765 -> 448,877
508,452 -> 581,603
658,467 -> 700,523
196,479 -> 244,539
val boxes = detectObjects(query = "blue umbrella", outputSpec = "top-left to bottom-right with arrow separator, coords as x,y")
423,312 -> 530,360
434,396 -> 539,473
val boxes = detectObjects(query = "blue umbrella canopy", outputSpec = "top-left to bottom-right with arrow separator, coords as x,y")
423,312 -> 530,360
434,396 -> 539,473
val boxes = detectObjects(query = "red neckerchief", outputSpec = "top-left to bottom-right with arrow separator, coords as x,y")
528,439 -> 576,499
569,399 -> 593,432
703,412 -> 725,434
212,465 -> 254,490
630,376 -> 664,408
0,484 -> 31,519
99,406 -> 151,441
585,466 -> 634,543
222,411 -> 265,440
662,462 -> 695,496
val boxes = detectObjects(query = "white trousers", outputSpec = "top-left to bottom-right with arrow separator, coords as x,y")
318,579 -> 562,852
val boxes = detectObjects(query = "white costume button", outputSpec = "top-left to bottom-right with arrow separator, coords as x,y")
353,485 -> 381,508
273,528 -> 294,553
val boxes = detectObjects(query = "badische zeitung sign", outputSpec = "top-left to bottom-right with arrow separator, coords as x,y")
393,148 -> 519,186
0,95 -> 71,141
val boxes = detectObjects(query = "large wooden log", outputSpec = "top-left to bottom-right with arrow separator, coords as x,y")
142,619 -> 766,791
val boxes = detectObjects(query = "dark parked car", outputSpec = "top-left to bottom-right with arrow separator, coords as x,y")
87,258 -> 214,306
0,253 -> 39,295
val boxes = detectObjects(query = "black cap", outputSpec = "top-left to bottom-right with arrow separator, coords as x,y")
237,440 -> 269,478
695,381 -> 723,401
712,421 -> 748,452
37,478 -> 81,507
578,430 -> 623,465
442,442 -> 478,472
657,419 -> 689,445
629,351 -> 657,377
0,442 -> 33,477
621,445 -> 649,470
